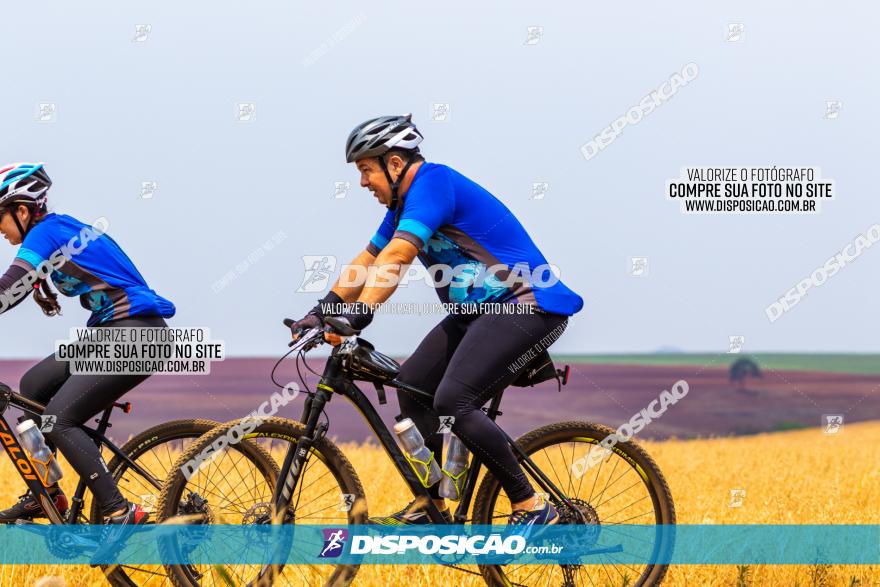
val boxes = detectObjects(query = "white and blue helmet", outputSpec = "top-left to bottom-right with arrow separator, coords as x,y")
0,162 -> 51,208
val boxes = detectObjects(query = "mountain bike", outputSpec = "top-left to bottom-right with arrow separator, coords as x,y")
157,319 -> 676,587
0,380 -> 279,587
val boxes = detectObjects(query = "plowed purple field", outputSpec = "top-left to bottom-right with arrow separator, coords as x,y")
1,359 -> 877,444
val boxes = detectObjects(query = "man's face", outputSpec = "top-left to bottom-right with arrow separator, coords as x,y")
355,157 -> 391,205
355,155 -> 407,206
0,205 -> 27,245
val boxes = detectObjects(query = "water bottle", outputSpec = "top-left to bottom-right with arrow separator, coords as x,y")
393,418 -> 442,487
16,419 -> 63,485
439,434 -> 470,501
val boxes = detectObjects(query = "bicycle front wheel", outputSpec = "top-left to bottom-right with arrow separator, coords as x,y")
157,417 -> 367,587
472,421 -> 675,587
86,419 -> 221,586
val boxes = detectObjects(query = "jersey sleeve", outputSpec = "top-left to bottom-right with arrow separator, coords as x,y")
365,208 -> 396,256
0,264 -> 34,315
14,221 -> 60,271
392,166 -> 456,250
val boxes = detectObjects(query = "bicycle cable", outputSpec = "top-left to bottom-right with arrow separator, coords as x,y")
296,349 -> 331,431
301,348 -> 324,378
296,348 -> 316,392
269,347 -> 297,390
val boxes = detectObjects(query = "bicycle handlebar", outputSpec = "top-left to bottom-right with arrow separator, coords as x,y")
283,318 -> 329,353
283,316 -> 360,352
323,316 -> 361,336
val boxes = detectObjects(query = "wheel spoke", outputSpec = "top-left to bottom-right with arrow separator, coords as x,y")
159,423 -> 358,587
480,428 -> 672,587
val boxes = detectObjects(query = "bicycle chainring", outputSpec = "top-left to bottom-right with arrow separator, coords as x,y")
45,526 -> 92,560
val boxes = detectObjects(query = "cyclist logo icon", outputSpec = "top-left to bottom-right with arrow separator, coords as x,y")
823,414 -> 844,434
338,493 -> 355,512
319,528 -> 348,558
437,416 -> 456,434
40,415 -> 57,433
36,103 -> 57,123
298,256 -> 337,293
140,181 -> 158,200
630,257 -> 649,277
332,181 -> 351,199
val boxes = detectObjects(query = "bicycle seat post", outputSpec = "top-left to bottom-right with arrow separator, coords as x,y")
483,388 -> 505,420
92,405 -> 115,439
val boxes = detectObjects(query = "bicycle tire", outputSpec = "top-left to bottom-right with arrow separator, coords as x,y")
472,421 -> 675,587
157,417 -> 367,587
88,418 -> 273,587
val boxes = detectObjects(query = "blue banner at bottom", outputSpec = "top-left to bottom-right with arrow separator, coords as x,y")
0,524 -> 876,566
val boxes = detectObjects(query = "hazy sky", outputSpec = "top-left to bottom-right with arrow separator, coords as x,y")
0,2 -> 877,357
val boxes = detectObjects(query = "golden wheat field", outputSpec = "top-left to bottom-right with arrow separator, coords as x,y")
1,420 -> 878,587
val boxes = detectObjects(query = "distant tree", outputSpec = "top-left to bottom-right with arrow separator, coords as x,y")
730,357 -> 762,390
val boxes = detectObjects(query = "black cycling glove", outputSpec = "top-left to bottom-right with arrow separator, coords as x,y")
290,291 -> 345,337
336,301 -> 375,332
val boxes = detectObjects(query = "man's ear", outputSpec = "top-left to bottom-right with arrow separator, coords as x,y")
387,154 -> 405,174
15,204 -> 30,223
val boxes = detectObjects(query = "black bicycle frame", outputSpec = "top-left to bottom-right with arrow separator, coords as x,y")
271,348 -> 580,524
0,383 -> 163,524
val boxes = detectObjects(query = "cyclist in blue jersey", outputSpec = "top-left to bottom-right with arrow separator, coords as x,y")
290,115 -> 583,529
0,163 -> 174,528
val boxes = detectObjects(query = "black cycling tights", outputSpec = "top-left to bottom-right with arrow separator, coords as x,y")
19,315 -> 168,516
396,309 -> 568,504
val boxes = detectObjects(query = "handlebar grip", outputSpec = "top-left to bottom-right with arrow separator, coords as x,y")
283,318 -> 295,328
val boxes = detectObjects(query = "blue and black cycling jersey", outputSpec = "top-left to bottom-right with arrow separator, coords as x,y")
366,162 -> 583,316
8,213 -> 175,325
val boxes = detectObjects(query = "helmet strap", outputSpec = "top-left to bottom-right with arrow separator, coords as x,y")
10,205 -> 30,240
379,152 -> 417,218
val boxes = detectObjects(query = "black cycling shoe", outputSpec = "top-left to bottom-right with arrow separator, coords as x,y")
0,489 -> 68,523
369,499 -> 453,525
90,502 -> 150,565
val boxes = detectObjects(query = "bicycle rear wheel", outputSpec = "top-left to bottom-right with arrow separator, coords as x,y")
157,417 -> 367,587
472,421 -> 675,587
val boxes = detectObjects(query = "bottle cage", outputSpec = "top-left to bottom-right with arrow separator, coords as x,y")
440,463 -> 469,500
404,450 -> 438,488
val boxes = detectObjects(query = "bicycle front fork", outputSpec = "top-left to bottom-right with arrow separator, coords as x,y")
270,384 -> 331,522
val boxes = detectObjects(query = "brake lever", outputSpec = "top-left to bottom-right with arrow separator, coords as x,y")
301,329 -> 325,352
286,326 -> 322,351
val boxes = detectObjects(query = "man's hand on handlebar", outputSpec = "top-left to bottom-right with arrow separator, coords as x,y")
286,297 -> 375,347
288,290 -> 347,342
288,314 -> 322,342
283,316 -> 359,348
